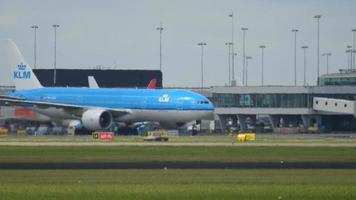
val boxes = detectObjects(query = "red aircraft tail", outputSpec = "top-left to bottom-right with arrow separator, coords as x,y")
147,79 -> 157,89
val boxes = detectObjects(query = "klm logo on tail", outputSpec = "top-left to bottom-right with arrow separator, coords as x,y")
17,63 -> 26,70
14,63 -> 31,79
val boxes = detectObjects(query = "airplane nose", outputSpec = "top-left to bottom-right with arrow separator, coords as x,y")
204,110 -> 215,120
208,101 -> 215,111
210,103 -> 215,110
199,106 -> 214,120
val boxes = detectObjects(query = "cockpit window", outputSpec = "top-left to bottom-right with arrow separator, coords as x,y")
197,100 -> 210,104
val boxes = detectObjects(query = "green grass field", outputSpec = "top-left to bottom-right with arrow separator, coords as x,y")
0,145 -> 355,163
0,169 -> 356,200
1,136 -> 356,199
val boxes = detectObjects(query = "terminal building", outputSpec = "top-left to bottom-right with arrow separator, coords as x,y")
209,85 -> 356,133
318,70 -> 356,86
206,69 -> 356,133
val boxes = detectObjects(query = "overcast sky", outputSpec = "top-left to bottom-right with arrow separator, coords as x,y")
0,0 -> 355,87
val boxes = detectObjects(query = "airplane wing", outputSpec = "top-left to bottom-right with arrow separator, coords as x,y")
0,95 -> 132,118
0,95 -> 26,101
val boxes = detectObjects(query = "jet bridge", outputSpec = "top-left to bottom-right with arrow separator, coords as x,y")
313,97 -> 356,116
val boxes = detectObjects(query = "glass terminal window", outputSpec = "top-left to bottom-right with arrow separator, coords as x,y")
319,76 -> 356,86
211,93 -> 354,108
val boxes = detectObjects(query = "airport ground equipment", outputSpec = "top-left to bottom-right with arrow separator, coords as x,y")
16,129 -> 27,135
308,127 -> 319,133
237,133 -> 256,142
0,128 -> 8,135
143,130 -> 169,141
92,132 -> 115,141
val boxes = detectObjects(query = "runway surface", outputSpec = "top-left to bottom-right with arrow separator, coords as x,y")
1,162 -> 356,169
1,142 -> 356,147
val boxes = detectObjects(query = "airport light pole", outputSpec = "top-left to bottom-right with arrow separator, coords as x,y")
245,56 -> 252,86
352,29 -> 356,70
241,27 -> 248,86
291,29 -> 298,86
198,42 -> 207,89
234,52 -> 237,84
225,42 -> 233,86
259,45 -> 266,86
52,24 -> 60,87
346,45 -> 352,70
314,15 -> 321,85
346,49 -> 351,70
31,25 -> 39,69
322,53 -> 332,74
301,46 -> 308,86
228,12 -> 235,84
156,22 -> 164,72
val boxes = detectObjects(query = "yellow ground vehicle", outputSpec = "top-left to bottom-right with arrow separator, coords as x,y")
0,128 -> 9,135
308,127 -> 319,133
16,129 -> 27,135
237,133 -> 256,142
143,130 -> 169,141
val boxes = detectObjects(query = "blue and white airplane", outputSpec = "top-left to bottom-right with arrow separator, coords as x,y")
0,40 -> 214,130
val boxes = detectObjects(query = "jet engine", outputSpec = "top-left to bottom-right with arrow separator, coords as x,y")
81,109 -> 112,130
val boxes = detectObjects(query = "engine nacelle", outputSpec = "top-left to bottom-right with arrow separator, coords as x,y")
81,109 -> 112,130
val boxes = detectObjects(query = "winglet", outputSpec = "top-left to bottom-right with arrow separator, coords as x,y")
147,79 -> 157,89
88,76 -> 99,88
7,39 -> 43,90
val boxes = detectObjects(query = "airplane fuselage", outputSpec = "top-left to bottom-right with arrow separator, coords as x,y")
9,88 -> 215,126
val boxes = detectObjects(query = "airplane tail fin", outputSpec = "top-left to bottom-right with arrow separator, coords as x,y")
7,39 -> 43,90
88,76 -> 99,88
147,79 -> 157,89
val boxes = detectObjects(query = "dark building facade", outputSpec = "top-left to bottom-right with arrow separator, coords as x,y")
33,69 -> 162,88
